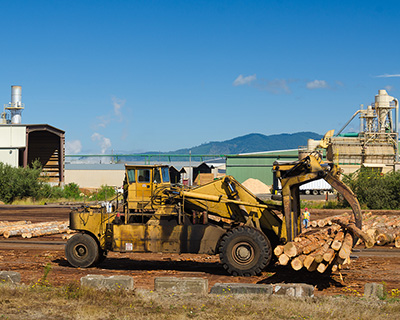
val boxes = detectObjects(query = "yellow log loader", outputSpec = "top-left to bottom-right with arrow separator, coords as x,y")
65,153 -> 362,276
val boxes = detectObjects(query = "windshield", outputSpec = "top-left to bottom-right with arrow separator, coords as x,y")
137,169 -> 150,182
161,167 -> 170,183
127,169 -> 136,183
154,168 -> 161,183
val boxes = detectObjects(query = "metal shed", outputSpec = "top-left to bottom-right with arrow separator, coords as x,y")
226,150 -> 299,186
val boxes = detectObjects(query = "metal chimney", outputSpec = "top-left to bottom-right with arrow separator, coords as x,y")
7,85 -> 24,124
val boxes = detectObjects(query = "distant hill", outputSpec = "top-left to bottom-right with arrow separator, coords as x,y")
169,132 -> 323,155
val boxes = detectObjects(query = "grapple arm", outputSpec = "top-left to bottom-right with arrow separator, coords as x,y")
274,154 -> 362,242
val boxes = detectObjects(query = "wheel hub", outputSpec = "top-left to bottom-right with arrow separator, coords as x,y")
232,242 -> 255,265
74,244 -> 88,258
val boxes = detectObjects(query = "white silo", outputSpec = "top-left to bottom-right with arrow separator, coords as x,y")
6,85 -> 24,124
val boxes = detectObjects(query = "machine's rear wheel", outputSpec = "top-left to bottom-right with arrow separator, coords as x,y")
219,226 -> 272,276
65,233 -> 99,268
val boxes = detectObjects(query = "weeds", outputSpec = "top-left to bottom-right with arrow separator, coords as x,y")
31,263 -> 52,289
0,288 -> 397,320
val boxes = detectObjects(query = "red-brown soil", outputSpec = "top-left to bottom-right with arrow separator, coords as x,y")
1,205 -> 400,296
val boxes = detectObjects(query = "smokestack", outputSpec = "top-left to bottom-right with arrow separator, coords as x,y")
8,85 -> 24,124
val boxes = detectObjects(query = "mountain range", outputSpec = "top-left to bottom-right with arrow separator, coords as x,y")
164,132 -> 323,155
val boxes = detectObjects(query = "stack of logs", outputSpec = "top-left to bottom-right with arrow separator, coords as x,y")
274,214 -> 373,273
0,220 -> 70,239
310,212 -> 400,248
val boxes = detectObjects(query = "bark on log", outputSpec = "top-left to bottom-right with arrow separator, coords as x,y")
331,231 -> 344,251
338,232 -> 353,260
376,232 -> 395,246
332,220 -> 374,248
314,239 -> 333,263
2,221 -> 69,238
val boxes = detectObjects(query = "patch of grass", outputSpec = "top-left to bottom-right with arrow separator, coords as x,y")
300,199 -> 349,210
0,286 -> 400,319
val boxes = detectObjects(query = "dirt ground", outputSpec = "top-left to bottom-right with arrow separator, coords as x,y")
1,205 -> 400,296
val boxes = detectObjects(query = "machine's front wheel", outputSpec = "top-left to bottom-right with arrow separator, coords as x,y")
65,233 -> 100,268
219,226 -> 272,276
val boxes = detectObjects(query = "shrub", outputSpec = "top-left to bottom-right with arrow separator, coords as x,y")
63,183 -> 81,199
342,167 -> 400,210
96,185 -> 116,201
0,160 -> 44,204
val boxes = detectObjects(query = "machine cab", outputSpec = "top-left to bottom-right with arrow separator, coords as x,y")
124,164 -> 171,211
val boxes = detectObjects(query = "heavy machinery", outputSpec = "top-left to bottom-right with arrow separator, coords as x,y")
65,154 -> 362,276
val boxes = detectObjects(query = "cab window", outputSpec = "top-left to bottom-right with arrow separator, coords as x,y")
161,167 -> 170,183
137,169 -> 150,182
127,169 -> 136,183
154,168 -> 161,183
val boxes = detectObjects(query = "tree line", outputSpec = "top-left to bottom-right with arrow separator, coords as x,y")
0,161 -> 115,204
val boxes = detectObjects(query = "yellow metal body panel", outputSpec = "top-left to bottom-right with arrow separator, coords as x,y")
69,207 -> 115,249
181,176 -> 282,239
70,208 -> 225,254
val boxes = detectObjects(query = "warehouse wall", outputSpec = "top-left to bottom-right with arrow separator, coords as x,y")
65,164 -> 125,189
226,151 -> 299,185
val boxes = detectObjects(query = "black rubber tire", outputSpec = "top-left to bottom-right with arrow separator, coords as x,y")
219,226 -> 272,276
65,233 -> 99,268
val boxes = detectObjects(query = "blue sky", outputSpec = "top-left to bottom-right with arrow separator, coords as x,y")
1,0 -> 399,154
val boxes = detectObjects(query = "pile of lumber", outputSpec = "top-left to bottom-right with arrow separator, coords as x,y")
0,220 -> 70,239
362,212 -> 400,248
274,216 -> 373,273
310,212 -> 400,248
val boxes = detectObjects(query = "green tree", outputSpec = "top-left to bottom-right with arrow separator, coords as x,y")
96,185 -> 116,201
342,167 -> 400,210
0,160 -> 44,204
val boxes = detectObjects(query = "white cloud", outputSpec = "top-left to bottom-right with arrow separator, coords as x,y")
376,74 -> 400,78
65,140 -> 82,154
306,80 -> 328,89
112,96 -> 126,119
91,133 -> 112,154
95,115 -> 111,129
385,85 -> 394,91
233,74 -> 257,86
265,79 -> 291,94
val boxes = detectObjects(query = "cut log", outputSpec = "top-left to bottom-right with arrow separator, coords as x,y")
317,246 -> 338,273
274,245 -> 284,257
323,248 -> 335,262
2,221 -> 69,238
331,231 -> 345,251
303,239 -> 327,255
291,254 -> 307,271
314,239 -> 333,263
338,232 -> 353,260
278,253 -> 290,266
376,232 -> 395,246
332,220 -> 374,248
311,221 -> 318,228
395,235 -> 400,248
283,240 -> 312,257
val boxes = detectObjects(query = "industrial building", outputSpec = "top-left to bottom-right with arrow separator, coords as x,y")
227,89 -> 400,187
226,149 -> 298,186
1,86 -> 397,191
0,86 -> 65,184
64,160 -> 224,189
